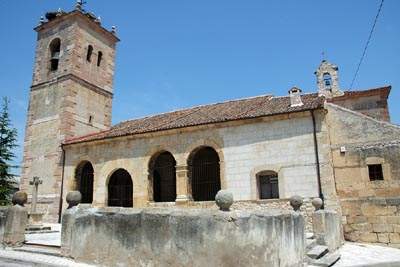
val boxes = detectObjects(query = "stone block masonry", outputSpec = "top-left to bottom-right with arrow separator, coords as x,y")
341,197 -> 400,247
20,9 -> 118,222
312,210 -> 343,251
62,207 -> 305,267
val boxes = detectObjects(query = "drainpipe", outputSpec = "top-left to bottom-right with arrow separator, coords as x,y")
58,145 -> 66,223
311,110 -> 324,207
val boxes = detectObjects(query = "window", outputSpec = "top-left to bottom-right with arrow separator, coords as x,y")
49,38 -> 61,71
86,45 -> 93,62
97,51 -> 103,67
258,171 -> 279,199
323,73 -> 332,89
88,115 -> 93,124
368,164 -> 384,181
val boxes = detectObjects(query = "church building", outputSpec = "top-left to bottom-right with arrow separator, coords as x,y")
20,3 -> 400,247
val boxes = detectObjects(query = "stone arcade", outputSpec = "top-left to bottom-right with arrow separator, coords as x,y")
19,3 -> 400,248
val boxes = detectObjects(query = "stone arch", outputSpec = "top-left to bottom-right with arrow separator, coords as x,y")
184,137 -> 225,190
107,168 -> 133,207
49,38 -> 61,71
148,150 -> 177,202
74,160 -> 94,204
188,146 -> 221,201
100,159 -> 135,206
86,44 -> 93,62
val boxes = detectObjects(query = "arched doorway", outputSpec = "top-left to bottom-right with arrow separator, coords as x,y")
76,161 -> 94,204
108,169 -> 133,207
189,146 -> 221,201
151,151 -> 176,202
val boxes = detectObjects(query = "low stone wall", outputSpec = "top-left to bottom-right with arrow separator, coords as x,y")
341,197 -> 400,247
150,198 -> 314,232
62,207 -> 305,267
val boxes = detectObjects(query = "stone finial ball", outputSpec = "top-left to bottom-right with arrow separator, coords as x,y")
312,197 -> 323,211
215,190 -> 234,211
12,191 -> 28,206
289,195 -> 303,211
66,191 -> 82,208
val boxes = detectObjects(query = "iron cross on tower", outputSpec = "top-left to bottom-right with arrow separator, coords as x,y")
29,176 -> 43,213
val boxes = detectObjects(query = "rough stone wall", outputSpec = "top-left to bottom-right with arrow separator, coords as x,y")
32,15 -> 117,91
31,19 -> 76,86
326,103 -> 400,198
326,103 -> 400,246
72,19 -> 117,93
341,198 -> 400,247
21,14 -> 116,222
151,198 -> 315,232
63,110 -> 338,213
331,93 -> 390,122
62,207 -> 305,267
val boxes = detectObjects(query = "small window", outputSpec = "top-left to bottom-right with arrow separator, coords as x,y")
86,45 -> 93,62
49,38 -> 61,71
368,164 -> 384,181
97,51 -> 103,67
88,115 -> 93,124
258,171 -> 279,199
323,73 -> 332,88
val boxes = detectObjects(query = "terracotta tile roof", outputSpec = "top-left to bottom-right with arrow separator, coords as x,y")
64,93 -> 325,145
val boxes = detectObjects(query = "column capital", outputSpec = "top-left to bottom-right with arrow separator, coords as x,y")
175,165 -> 189,172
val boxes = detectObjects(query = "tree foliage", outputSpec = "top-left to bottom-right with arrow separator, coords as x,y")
0,97 -> 18,205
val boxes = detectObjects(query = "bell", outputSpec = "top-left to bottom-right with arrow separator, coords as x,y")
51,52 -> 60,60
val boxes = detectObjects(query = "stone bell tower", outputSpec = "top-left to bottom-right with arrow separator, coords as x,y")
315,60 -> 343,98
20,2 -> 119,222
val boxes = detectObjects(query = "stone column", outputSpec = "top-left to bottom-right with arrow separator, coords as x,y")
61,191 -> 81,256
312,198 -> 343,251
175,165 -> 192,205
3,191 -> 29,247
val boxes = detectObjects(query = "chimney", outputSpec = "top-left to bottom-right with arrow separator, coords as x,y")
288,87 -> 303,107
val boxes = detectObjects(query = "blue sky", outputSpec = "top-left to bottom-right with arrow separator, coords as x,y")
0,0 -> 399,170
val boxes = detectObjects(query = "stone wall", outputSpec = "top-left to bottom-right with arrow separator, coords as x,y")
21,12 -> 117,222
326,103 -> 400,247
312,210 -> 343,251
326,104 -> 400,199
330,89 -> 390,122
62,207 -> 305,267
341,197 -> 400,247
63,110 -> 339,214
175,198 -> 314,232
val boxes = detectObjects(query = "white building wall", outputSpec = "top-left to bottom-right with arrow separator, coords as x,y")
63,111 -> 325,208
221,115 -> 319,199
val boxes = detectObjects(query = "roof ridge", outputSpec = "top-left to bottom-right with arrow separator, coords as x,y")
270,92 -> 318,99
342,85 -> 391,92
113,93 -> 274,128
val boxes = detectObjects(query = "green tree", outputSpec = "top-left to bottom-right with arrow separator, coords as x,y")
0,97 -> 18,205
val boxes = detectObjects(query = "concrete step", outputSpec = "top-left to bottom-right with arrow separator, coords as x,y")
306,238 -> 317,250
14,245 -> 61,258
307,245 -> 329,259
310,252 -> 341,267
306,232 -> 315,239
